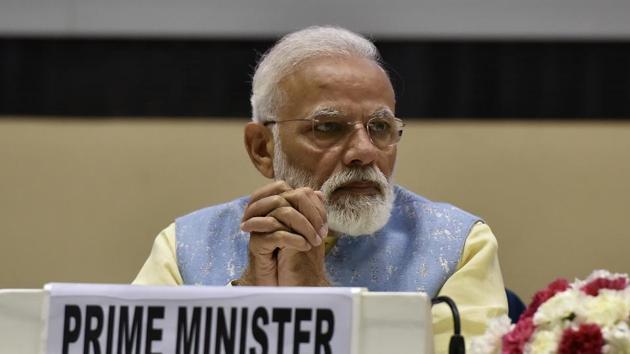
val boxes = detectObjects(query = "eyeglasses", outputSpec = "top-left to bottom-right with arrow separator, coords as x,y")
264,116 -> 405,149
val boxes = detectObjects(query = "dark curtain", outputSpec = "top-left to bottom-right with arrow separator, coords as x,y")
1,38 -> 629,118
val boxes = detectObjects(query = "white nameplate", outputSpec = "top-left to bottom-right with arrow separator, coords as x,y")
44,283 -> 358,354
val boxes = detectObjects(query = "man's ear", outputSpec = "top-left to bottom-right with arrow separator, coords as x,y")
244,122 -> 275,179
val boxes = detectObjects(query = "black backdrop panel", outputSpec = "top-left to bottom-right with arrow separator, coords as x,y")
1,38 -> 629,118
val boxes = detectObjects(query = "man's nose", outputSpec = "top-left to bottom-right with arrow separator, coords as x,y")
341,125 -> 379,167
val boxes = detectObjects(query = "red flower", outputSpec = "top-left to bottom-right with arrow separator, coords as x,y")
520,278 -> 570,320
502,317 -> 535,354
581,277 -> 628,296
558,323 -> 604,354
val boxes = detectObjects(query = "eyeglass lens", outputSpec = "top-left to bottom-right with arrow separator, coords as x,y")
311,117 -> 402,149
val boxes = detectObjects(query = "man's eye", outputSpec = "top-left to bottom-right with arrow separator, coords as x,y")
314,121 -> 343,133
369,120 -> 391,133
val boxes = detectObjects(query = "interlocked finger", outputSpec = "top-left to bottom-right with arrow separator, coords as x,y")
249,230 -> 312,254
241,216 -> 288,233
310,191 -> 328,233
303,191 -> 328,237
249,181 -> 292,204
281,188 -> 327,238
268,206 -> 322,246
243,194 -> 291,220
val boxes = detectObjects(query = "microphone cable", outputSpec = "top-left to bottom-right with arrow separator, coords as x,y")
431,296 -> 465,354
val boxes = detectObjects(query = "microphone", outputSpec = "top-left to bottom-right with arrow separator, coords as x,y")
431,296 -> 465,354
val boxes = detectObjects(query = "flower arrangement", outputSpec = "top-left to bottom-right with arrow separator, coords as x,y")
471,270 -> 630,354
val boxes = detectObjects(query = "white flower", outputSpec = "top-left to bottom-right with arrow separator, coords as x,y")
525,328 -> 561,354
487,270 -> 630,354
603,322 -> 630,354
534,290 -> 581,326
470,315 -> 513,354
578,291 -> 630,327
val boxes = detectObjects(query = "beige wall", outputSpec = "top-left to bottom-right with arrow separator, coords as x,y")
1,118 -> 629,302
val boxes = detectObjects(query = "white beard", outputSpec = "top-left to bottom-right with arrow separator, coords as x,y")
272,137 -> 394,236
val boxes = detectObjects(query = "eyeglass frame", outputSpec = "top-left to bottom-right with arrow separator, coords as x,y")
263,115 -> 405,149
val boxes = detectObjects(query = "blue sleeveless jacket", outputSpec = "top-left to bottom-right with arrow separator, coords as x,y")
176,186 -> 481,297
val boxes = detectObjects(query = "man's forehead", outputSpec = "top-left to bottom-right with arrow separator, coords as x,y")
276,55 -> 396,121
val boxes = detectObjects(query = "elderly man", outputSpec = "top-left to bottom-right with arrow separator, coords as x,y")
134,26 -> 507,352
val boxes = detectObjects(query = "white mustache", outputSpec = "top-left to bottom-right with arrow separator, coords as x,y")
320,166 -> 389,199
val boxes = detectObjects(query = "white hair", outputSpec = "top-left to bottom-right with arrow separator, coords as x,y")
250,26 -> 382,123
